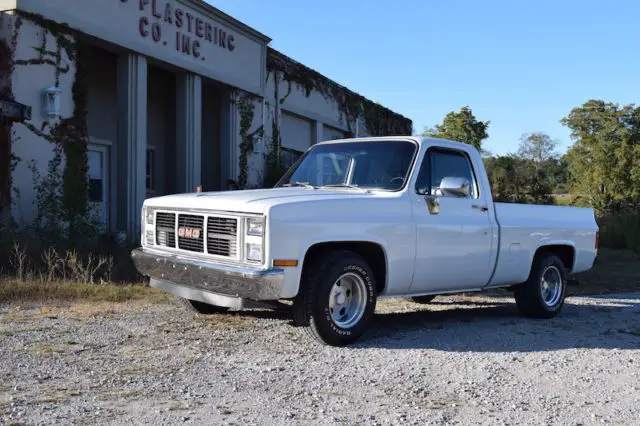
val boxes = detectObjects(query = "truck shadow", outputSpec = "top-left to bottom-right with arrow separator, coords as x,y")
355,295 -> 640,352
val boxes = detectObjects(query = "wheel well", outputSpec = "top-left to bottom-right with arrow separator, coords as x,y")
302,241 -> 387,294
534,245 -> 575,273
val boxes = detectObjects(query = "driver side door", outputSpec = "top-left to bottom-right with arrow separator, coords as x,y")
410,146 -> 495,293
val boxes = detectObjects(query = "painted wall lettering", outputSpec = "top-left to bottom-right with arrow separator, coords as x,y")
122,0 -> 237,60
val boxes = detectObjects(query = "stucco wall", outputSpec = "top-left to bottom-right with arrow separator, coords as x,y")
9,0 -> 268,95
9,16 -> 76,225
322,124 -> 346,142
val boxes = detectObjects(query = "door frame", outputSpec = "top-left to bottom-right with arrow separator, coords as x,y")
408,143 -> 495,293
87,138 -> 111,229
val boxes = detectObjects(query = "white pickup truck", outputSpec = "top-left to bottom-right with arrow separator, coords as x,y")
132,136 -> 599,346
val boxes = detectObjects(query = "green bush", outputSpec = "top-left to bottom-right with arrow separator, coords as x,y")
598,213 -> 640,254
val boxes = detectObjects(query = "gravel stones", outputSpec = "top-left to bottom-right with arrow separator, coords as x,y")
0,293 -> 638,425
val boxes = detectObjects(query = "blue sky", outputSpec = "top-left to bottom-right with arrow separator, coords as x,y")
211,0 -> 640,156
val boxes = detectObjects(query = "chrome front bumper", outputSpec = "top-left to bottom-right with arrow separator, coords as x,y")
130,248 -> 284,300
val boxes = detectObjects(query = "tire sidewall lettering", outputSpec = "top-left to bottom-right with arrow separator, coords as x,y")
321,262 -> 375,337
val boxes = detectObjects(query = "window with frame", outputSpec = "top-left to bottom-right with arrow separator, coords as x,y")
146,147 -> 155,195
415,148 -> 478,198
282,147 -> 303,170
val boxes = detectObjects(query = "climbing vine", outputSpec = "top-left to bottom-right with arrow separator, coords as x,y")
234,90 -> 264,189
0,39 -> 14,220
263,111 -> 287,188
14,11 -> 74,88
0,15 -> 22,222
11,12 -> 92,236
266,48 -> 412,137
262,70 -> 289,188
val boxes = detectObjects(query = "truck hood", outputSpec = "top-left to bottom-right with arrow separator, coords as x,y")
143,187 -> 376,214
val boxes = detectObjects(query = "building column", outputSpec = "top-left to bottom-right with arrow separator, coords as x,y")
313,120 -> 324,145
176,73 -> 202,192
117,53 -> 147,240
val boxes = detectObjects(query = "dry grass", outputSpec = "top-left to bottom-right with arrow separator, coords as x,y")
571,248 -> 640,296
0,278 -> 172,305
552,193 -> 580,206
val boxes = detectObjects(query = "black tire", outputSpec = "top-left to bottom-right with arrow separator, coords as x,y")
176,296 -> 229,314
514,252 -> 567,319
292,250 -> 377,346
411,295 -> 437,304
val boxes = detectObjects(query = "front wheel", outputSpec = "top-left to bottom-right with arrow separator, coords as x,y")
514,253 -> 567,319
293,250 -> 377,346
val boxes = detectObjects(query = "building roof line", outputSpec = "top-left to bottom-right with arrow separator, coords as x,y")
266,47 -> 412,125
185,0 -> 272,43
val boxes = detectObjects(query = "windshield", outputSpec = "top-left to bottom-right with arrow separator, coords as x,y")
275,140 -> 418,191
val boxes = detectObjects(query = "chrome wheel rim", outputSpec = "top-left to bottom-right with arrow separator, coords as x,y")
329,272 -> 367,329
541,265 -> 563,307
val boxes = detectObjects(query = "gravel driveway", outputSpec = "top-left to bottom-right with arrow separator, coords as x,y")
1,293 -> 638,425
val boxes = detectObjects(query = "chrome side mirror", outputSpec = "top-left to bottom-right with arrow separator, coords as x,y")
438,177 -> 470,198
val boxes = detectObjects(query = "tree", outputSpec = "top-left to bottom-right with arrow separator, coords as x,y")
484,154 -> 554,205
422,106 -> 489,152
561,99 -> 640,214
484,132 -> 562,205
518,132 -> 558,163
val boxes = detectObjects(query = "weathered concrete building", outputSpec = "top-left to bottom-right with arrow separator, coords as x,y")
0,0 -> 412,239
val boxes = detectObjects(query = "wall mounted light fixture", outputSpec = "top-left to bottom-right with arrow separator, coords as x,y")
42,86 -> 62,118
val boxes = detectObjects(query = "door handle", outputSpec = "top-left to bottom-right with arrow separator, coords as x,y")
472,204 -> 489,212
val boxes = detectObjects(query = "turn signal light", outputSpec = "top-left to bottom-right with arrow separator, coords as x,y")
273,259 -> 298,267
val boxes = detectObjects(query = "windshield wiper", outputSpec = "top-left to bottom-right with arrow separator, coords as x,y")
280,181 -> 316,189
320,184 -> 370,192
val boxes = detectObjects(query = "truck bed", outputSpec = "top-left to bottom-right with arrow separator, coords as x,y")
487,202 -> 599,287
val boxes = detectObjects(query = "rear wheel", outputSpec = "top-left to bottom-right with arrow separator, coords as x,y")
293,250 -> 377,346
411,295 -> 437,304
514,253 -> 567,319
176,297 -> 229,315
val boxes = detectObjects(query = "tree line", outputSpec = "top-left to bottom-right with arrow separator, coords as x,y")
421,100 -> 640,216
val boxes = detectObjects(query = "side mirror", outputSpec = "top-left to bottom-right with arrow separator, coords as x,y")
438,177 -> 470,198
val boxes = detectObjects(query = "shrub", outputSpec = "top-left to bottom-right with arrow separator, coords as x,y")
598,213 -> 640,254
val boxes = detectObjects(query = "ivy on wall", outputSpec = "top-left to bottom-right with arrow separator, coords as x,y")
266,48 -> 413,137
263,70 -> 288,188
14,23 -> 72,87
0,16 -> 24,223
233,90 -> 264,190
9,12 -> 92,236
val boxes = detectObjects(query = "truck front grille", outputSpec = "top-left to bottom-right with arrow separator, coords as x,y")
152,211 -> 239,259
177,214 -> 205,252
207,217 -> 238,257
156,212 -> 176,248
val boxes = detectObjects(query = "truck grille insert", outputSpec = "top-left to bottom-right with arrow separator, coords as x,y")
155,212 -> 176,248
152,211 -> 239,259
207,217 -> 238,257
177,214 -> 205,252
